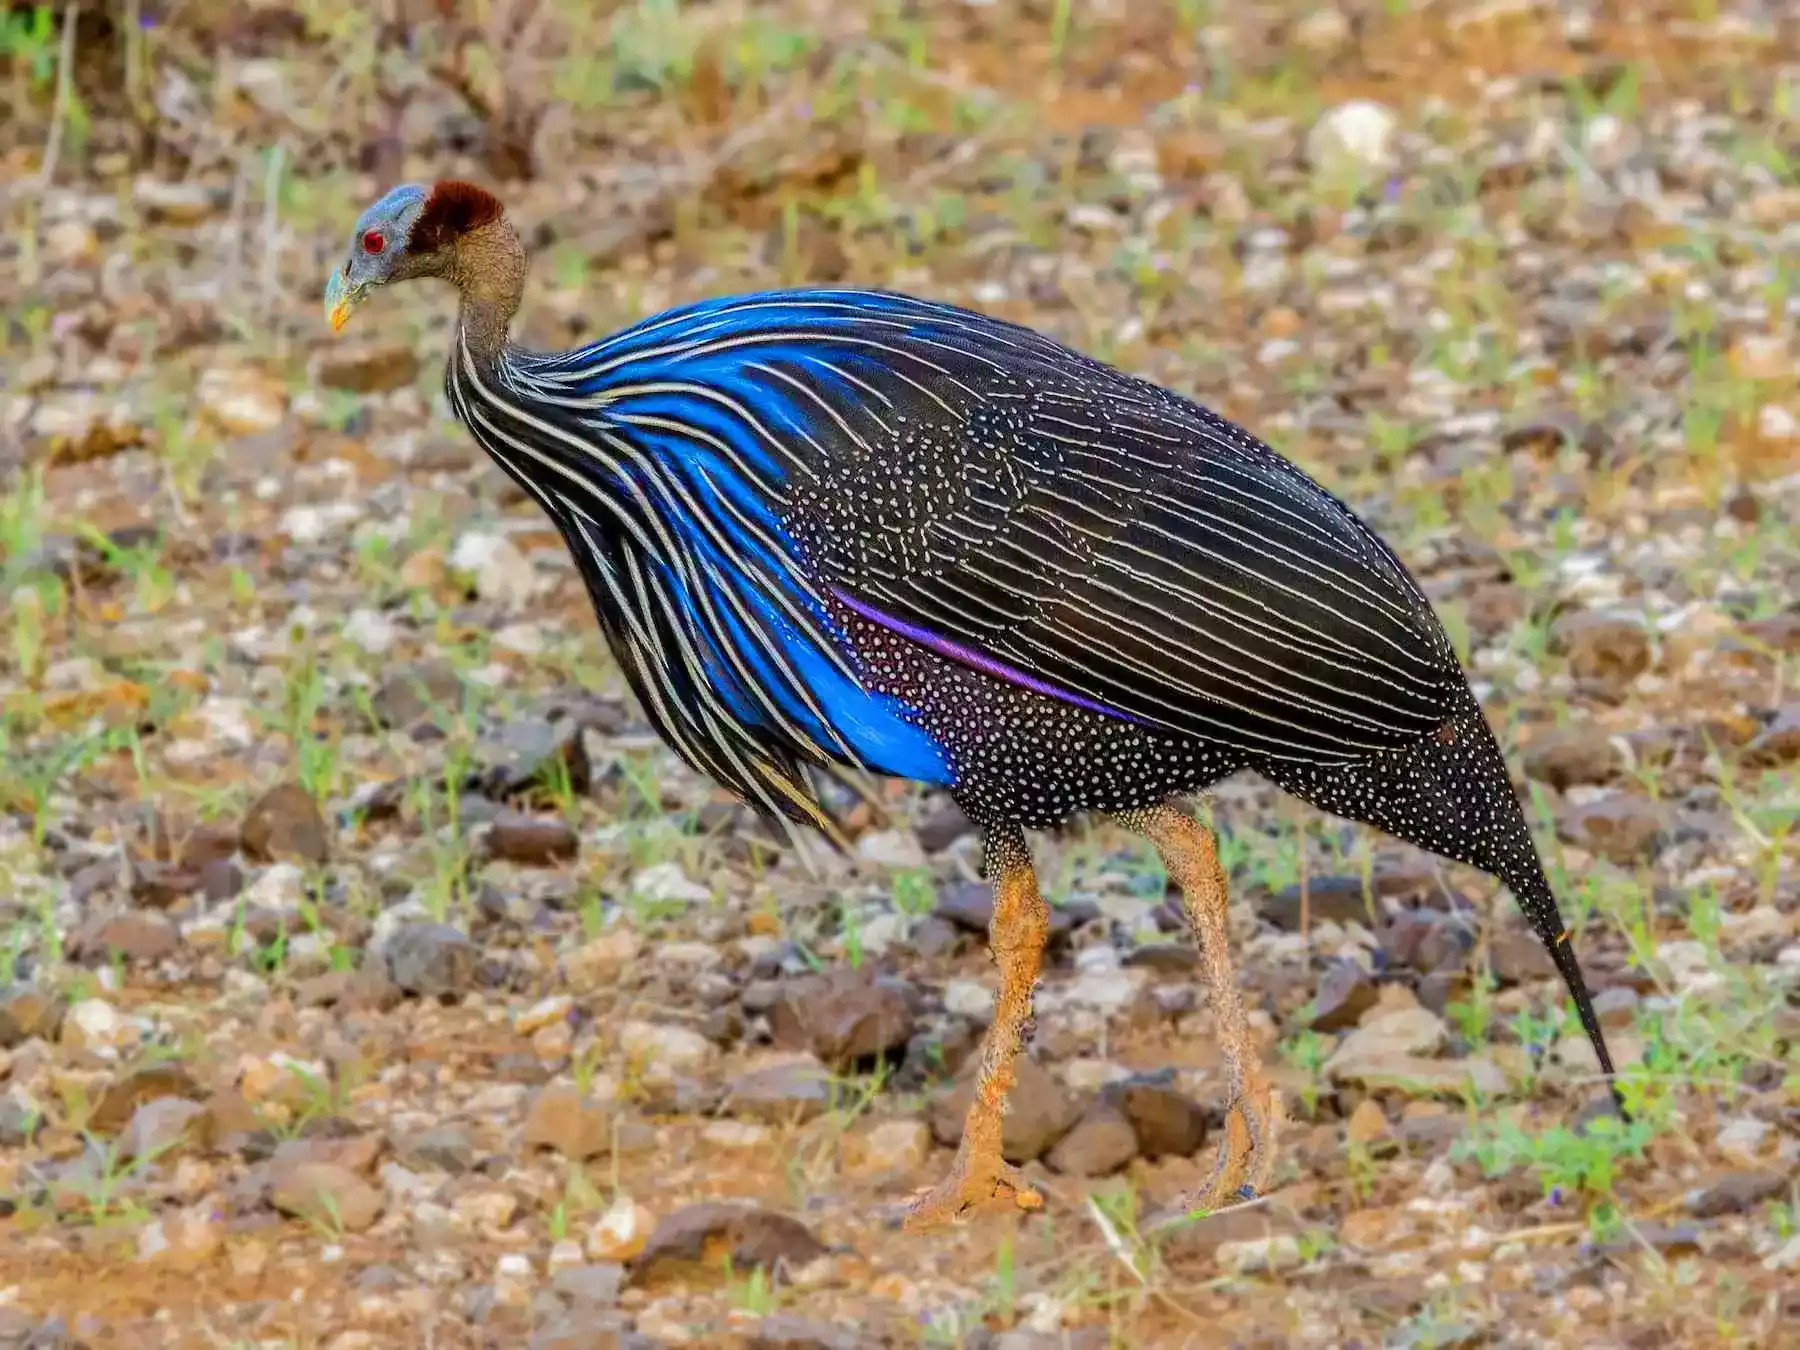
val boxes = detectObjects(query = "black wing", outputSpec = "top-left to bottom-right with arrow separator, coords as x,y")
775,301 -> 1461,763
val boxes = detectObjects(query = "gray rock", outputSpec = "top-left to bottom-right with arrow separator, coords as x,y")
372,659 -> 463,728
1685,1169 -> 1791,1218
550,1261 -> 626,1305
386,922 -> 476,997
1265,874 -> 1377,931
722,1058 -> 835,1123
475,717 -> 589,800
395,1124 -> 476,1174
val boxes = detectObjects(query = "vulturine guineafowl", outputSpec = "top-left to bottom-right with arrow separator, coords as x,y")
326,180 -> 1620,1231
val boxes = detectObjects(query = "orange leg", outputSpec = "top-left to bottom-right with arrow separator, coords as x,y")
904,827 -> 1049,1233
1118,803 -> 1281,1214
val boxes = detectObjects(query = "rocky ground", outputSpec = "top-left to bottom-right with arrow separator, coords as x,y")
2,2 -> 1798,1346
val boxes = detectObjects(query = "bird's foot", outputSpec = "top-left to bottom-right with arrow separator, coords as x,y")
902,1149 -> 1044,1234
1161,1076 -> 1282,1224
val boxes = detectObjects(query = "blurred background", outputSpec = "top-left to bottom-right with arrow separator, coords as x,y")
0,2 -> 1797,1346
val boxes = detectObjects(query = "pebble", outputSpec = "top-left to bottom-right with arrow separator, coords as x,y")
70,911 -> 180,964
61,998 -> 128,1054
768,969 -> 916,1068
240,782 -> 331,865
449,531 -> 538,609
516,995 -> 574,1035
486,810 -> 580,865
930,1055 -> 1077,1163
341,608 -> 398,655
394,1124 -> 476,1174
854,828 -> 927,869
492,1252 -> 535,1307
1558,794 -> 1666,863
196,365 -> 287,436
942,978 -> 995,1022
1045,1099 -> 1138,1177
522,1084 -> 613,1160
722,1056 -> 835,1123
551,1261 -> 625,1306
564,926 -> 640,985
1715,1115 -> 1772,1164
845,1119 -> 932,1175
270,1161 -> 383,1232
1307,100 -> 1400,177
588,1195 -> 654,1262
0,987 -> 66,1046
311,339 -> 421,394
619,1020 -> 717,1076
385,922 -> 475,997
371,659 -> 462,727
1310,960 -> 1379,1032
630,861 -> 712,906
631,1202 -> 827,1281
1686,1169 -> 1789,1218
135,1205 -> 223,1270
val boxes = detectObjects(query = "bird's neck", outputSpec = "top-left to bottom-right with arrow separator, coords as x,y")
449,218 -> 526,365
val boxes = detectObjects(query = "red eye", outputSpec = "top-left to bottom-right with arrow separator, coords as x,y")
362,229 -> 386,255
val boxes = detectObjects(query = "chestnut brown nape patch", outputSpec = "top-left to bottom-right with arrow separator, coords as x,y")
408,180 -> 505,253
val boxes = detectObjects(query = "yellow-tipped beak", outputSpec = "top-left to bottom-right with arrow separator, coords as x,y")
324,270 -> 362,334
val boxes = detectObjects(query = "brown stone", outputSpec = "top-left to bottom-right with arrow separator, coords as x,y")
1104,1078 -> 1209,1159
522,1084 -> 612,1161
1522,725 -> 1619,789
930,1055 -> 1078,1163
310,339 -> 421,394
269,1160 -> 383,1232
240,783 -> 330,865
1558,795 -> 1665,862
1549,611 -> 1650,691
488,810 -> 580,865
1045,1099 -> 1139,1177
1309,960 -> 1379,1032
630,1203 -> 827,1285
0,987 -> 65,1046
70,910 -> 180,964
768,969 -> 916,1069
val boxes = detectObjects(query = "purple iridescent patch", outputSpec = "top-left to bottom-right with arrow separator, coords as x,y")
829,586 -> 1145,726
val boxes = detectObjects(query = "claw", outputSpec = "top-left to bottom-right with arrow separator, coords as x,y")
1170,1078 -> 1282,1217
903,1152 -> 1043,1234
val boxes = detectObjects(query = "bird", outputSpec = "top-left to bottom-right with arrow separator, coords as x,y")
326,179 -> 1621,1232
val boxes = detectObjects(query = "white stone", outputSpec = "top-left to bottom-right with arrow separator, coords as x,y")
618,1020 -> 716,1076
943,978 -> 995,1022
243,862 -> 307,915
492,1252 -> 534,1307
1307,100 -> 1400,178
448,531 -> 537,610
847,1119 -> 931,1175
855,828 -> 927,870
62,998 -> 124,1052
341,607 -> 397,654
279,501 -> 361,544
629,861 -> 710,906
1716,1115 -> 1771,1164
701,1119 -> 771,1149
197,366 -> 286,436
1758,404 -> 1798,440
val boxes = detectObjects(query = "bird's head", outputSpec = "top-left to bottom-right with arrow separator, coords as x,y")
324,180 -> 508,333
